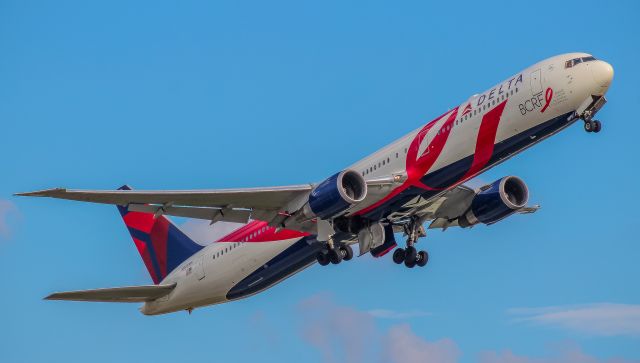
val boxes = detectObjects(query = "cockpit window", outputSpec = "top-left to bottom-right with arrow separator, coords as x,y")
565,56 -> 597,68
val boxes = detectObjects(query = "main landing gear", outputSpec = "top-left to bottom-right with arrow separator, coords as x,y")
316,243 -> 353,266
392,218 -> 428,268
392,247 -> 428,268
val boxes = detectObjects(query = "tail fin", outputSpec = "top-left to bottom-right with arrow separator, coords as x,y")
117,185 -> 203,284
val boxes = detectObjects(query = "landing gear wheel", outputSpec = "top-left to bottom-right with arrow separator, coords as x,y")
316,252 -> 330,266
416,251 -> 429,267
405,257 -> 416,268
392,248 -> 406,264
404,246 -> 417,268
328,248 -> 343,264
340,245 -> 354,261
593,120 -> 602,133
584,121 -> 593,133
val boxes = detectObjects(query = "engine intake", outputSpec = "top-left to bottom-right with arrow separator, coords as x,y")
304,169 -> 367,220
458,176 -> 529,227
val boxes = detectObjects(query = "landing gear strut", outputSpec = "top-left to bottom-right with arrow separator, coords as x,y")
392,218 -> 429,268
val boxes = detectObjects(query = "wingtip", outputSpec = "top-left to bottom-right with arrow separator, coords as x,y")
43,293 -> 58,300
14,188 -> 66,197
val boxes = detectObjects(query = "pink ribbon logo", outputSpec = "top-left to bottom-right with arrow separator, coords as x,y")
540,87 -> 553,113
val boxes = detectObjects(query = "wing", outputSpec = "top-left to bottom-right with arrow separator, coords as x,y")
387,183 -> 539,231
45,283 -> 176,303
386,184 -> 477,227
17,184 -> 313,228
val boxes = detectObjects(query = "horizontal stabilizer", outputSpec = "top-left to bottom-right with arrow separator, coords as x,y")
45,283 -> 176,303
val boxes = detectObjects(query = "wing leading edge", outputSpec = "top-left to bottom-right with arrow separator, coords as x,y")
16,185 -> 312,209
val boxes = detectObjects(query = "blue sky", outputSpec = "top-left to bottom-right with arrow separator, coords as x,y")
1,1 -> 639,362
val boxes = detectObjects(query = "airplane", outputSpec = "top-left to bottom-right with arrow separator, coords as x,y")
17,52 -> 613,315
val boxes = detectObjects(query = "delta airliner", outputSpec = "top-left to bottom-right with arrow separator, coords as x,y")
18,52 -> 613,315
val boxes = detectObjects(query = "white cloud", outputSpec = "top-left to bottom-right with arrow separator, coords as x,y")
297,294 -> 457,363
508,304 -> 640,337
367,309 -> 431,319
479,343 -> 640,363
0,199 -> 18,240
382,324 -> 460,363
298,294 -> 377,363
295,295 -> 639,363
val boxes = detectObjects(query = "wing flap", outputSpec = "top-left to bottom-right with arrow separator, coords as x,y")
45,283 -> 177,303
127,204 -> 253,224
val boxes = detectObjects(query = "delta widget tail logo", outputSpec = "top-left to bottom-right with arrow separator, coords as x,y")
117,186 -> 203,284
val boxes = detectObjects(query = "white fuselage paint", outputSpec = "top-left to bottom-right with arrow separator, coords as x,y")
142,53 -> 612,315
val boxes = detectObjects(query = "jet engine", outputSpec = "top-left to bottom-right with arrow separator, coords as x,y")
302,169 -> 367,220
458,176 -> 529,227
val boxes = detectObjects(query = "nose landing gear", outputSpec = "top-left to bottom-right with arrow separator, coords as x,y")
583,119 -> 602,133
578,95 -> 606,133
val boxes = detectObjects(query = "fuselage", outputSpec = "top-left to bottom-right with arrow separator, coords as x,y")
142,53 -> 613,315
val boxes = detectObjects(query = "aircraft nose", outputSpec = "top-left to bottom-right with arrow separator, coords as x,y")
590,60 -> 614,91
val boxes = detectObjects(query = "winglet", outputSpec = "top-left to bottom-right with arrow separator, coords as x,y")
14,188 -> 67,197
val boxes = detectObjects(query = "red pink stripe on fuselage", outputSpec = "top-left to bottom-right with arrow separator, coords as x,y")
217,220 -> 309,243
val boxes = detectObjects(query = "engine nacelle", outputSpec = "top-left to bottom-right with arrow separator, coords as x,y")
303,169 -> 367,220
458,176 -> 529,227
